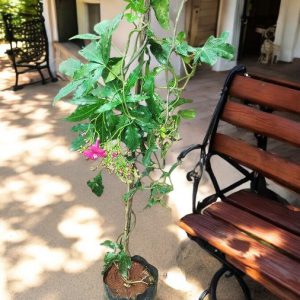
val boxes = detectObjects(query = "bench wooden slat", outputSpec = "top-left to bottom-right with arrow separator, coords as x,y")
179,214 -> 300,296
225,190 -> 300,236
227,257 -> 300,300
230,76 -> 300,114
222,101 -> 300,147
212,133 -> 300,193
205,201 -> 300,260
249,73 -> 300,91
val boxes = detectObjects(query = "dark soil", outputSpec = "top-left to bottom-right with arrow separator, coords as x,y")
104,261 -> 154,299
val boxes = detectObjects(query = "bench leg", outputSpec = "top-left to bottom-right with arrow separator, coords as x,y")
38,68 -> 46,84
13,72 -> 23,91
199,265 -> 251,300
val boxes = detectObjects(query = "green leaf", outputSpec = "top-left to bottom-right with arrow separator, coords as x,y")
126,94 -> 148,103
194,32 -> 235,65
70,135 -> 86,151
73,63 -> 101,80
124,13 -> 138,23
70,33 -> 100,40
96,99 -> 121,114
102,252 -> 119,274
125,63 -> 143,92
142,134 -> 157,167
70,96 -> 103,105
149,39 -> 171,65
102,57 -> 123,83
79,41 -> 103,64
152,182 -> 173,195
101,240 -> 122,250
59,58 -> 81,78
178,109 -> 196,119
118,252 -> 132,278
170,98 -> 193,109
71,123 -> 90,133
66,104 -> 100,122
54,80 -> 83,103
73,80 -> 94,99
87,173 -> 104,197
175,41 -> 189,57
94,13 -> 122,36
124,125 -> 141,151
151,0 -> 169,30
123,183 -> 141,202
176,31 -> 186,43
125,0 -> 147,13
94,14 -> 123,64
145,94 -> 163,120
146,198 -> 163,208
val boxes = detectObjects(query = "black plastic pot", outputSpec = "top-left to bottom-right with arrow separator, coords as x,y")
103,255 -> 158,300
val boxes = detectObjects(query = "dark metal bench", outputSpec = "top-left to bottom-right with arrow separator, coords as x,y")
178,65 -> 300,300
2,3 -> 57,90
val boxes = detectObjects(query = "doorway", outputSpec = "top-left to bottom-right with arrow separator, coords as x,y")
238,0 -> 281,60
55,0 -> 78,42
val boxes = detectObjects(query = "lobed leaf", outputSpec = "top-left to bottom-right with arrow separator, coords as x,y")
194,32 -> 235,65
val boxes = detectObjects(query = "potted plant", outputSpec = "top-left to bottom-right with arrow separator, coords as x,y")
54,0 -> 234,299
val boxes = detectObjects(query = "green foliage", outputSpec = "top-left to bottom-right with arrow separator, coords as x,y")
54,0 -> 234,277
101,240 -> 132,279
194,32 -> 235,65
150,0 -> 169,30
87,173 -> 104,197
0,0 -> 40,40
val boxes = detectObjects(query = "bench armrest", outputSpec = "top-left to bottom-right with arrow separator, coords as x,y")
177,144 -> 203,161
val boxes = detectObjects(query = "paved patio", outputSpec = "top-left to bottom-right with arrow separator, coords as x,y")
0,43 -> 289,300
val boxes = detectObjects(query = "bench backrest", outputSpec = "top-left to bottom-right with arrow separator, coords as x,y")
204,66 -> 300,199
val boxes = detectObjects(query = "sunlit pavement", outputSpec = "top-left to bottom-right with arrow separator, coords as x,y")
0,44 -> 277,300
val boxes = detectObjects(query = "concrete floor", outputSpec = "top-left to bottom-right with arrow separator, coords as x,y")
3,44 -> 299,300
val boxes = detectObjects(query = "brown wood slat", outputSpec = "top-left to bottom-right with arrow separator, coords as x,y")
205,201 -> 300,260
227,257 -> 299,300
249,73 -> 300,91
222,101 -> 300,147
179,213 -> 300,296
225,190 -> 300,236
230,76 -> 300,114
212,133 -> 300,193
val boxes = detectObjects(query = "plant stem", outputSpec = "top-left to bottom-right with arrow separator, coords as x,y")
164,0 -> 188,124
123,181 -> 134,255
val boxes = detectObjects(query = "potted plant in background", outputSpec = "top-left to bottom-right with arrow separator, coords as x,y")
54,0 -> 234,299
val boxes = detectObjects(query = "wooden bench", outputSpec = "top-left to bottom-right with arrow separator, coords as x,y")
178,65 -> 300,300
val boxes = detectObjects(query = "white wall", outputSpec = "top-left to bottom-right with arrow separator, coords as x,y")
45,0 -> 185,76
43,0 -> 56,73
275,0 -> 300,62
212,0 -> 244,71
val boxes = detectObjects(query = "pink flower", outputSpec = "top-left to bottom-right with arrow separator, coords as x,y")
83,139 -> 107,160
